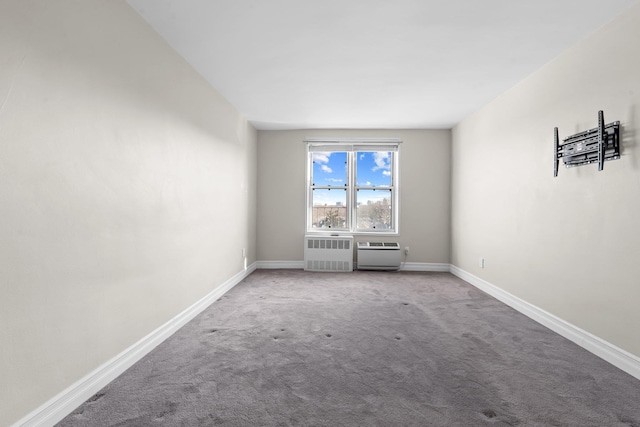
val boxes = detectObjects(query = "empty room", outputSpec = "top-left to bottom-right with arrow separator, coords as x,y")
2,0 -> 640,426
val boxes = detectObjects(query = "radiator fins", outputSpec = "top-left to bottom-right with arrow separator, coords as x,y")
304,236 -> 354,272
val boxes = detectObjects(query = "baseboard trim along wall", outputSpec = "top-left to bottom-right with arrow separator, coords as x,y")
13,263 -> 257,427
255,260 -> 305,269
400,262 -> 451,272
449,265 -> 640,381
256,261 -> 450,272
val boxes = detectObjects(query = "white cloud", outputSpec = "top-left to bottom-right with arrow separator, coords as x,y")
372,151 -> 390,172
326,178 -> 343,183
313,152 -> 330,163
321,165 -> 333,173
382,170 -> 391,176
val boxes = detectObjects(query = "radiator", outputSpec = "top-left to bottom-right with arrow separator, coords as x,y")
304,236 -> 354,272
357,242 -> 401,270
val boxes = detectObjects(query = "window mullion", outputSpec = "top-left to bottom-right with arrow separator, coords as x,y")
348,151 -> 356,232
307,151 -> 312,231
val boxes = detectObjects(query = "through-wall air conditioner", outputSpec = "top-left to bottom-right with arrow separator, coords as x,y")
357,242 -> 401,270
304,235 -> 354,272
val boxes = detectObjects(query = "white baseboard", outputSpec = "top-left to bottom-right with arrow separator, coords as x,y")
400,262 -> 451,272
255,260 -> 304,269
13,263 -> 257,427
255,261 -> 450,272
450,265 -> 640,381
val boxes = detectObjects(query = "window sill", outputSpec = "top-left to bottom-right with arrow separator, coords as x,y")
305,230 -> 399,236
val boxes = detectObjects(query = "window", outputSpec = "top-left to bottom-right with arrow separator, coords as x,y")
306,139 -> 400,234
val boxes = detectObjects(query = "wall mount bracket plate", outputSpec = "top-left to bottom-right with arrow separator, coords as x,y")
554,110 -> 620,177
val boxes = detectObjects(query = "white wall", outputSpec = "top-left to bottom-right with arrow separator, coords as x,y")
257,129 -> 451,265
452,4 -> 640,358
0,1 -> 257,425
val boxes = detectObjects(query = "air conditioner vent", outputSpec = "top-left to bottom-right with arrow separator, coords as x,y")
357,241 -> 401,270
358,241 -> 399,249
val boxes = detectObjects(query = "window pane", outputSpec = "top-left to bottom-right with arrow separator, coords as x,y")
312,152 -> 347,187
356,151 -> 392,187
356,189 -> 393,230
311,189 -> 347,229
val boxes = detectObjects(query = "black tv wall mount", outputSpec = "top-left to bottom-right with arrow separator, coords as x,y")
554,110 -> 620,177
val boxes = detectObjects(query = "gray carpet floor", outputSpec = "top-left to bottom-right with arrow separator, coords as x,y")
58,270 -> 640,426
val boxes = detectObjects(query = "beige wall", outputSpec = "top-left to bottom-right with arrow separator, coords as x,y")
4,0 -> 638,424
257,129 -> 451,264
0,1 -> 257,425
452,4 -> 640,358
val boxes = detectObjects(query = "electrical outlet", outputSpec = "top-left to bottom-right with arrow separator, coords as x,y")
404,246 -> 410,255
479,257 -> 485,268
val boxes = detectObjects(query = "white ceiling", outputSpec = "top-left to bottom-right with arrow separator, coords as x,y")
126,0 -> 638,130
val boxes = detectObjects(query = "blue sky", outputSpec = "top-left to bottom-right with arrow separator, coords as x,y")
312,151 -> 391,187
312,152 -> 347,186
357,151 -> 391,187
312,151 -> 391,206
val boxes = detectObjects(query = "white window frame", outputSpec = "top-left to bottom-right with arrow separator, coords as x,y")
305,138 -> 400,235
